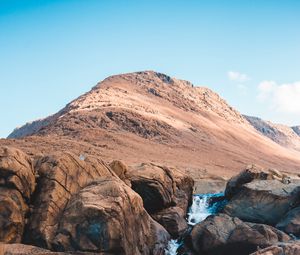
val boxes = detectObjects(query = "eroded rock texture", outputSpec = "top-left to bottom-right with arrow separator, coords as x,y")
191,214 -> 291,255
52,177 -> 170,255
0,146 -> 35,243
25,153 -> 115,249
223,179 -> 300,225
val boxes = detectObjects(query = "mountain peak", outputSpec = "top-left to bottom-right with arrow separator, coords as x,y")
6,71 -> 300,177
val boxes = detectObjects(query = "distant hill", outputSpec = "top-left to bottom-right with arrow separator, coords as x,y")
244,115 -> 300,152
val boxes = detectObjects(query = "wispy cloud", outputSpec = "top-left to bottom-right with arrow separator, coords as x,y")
227,71 -> 250,82
258,80 -> 300,114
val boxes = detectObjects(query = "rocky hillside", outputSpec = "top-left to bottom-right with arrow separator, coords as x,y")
292,126 -> 300,136
3,71 -> 300,179
244,115 -> 300,152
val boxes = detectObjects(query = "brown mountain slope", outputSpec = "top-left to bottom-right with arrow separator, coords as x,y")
3,71 -> 300,180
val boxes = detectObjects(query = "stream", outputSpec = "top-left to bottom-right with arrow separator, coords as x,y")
165,193 -> 226,255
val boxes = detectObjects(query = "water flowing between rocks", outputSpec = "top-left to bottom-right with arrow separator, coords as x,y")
165,193 -> 227,255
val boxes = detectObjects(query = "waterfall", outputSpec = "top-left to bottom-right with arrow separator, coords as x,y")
187,195 -> 210,225
164,193 -> 226,255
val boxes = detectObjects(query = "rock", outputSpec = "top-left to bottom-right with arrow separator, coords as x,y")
0,188 -> 28,244
225,165 -> 277,199
276,206 -> 300,237
109,160 -> 131,186
25,153 -> 115,249
109,160 -> 128,180
127,163 -> 194,214
250,241 -> 300,255
150,220 -> 171,255
223,179 -> 300,225
152,206 -> 188,238
191,213 -> 291,255
0,243 -> 94,254
52,177 -> 170,255
0,146 -> 35,243
0,146 -> 35,200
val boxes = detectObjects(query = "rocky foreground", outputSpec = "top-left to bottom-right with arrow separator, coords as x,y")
1,146 -> 300,255
0,146 -> 192,255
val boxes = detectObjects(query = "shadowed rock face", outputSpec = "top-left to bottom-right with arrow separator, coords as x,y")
52,177 -> 170,255
127,163 -> 193,239
25,153 -> 115,249
127,163 -> 194,214
0,147 -> 35,243
276,206 -> 300,237
152,206 -> 188,239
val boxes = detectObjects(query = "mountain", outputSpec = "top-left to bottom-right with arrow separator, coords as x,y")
3,71 -> 300,180
292,126 -> 300,136
244,115 -> 300,152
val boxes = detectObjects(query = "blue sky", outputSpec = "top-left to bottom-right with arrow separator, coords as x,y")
0,0 -> 300,138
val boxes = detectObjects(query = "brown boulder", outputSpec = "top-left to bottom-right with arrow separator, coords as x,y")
127,163 -> 194,214
223,179 -> 300,225
152,206 -> 189,238
276,206 -> 300,237
191,213 -> 291,255
0,146 -> 35,200
0,146 -> 35,243
52,177 -> 170,255
25,153 -> 115,249
225,165 -> 278,199
250,241 -> 300,255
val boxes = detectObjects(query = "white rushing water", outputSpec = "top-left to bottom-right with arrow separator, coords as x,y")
187,195 -> 210,225
164,239 -> 182,255
164,193 -> 225,255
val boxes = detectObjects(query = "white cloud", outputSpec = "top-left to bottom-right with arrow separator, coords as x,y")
228,71 -> 250,82
258,80 -> 300,114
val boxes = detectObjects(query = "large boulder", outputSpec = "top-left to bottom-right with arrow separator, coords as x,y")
223,179 -> 300,225
250,241 -> 300,255
191,214 -> 291,255
225,165 -> 283,199
0,146 -> 35,243
127,163 -> 194,214
0,243 -> 93,254
25,153 -> 115,249
52,177 -> 170,255
152,206 -> 189,238
127,163 -> 193,238
276,206 -> 300,237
